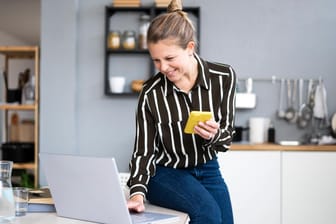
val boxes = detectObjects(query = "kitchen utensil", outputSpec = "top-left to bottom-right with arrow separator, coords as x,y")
285,79 -> 296,122
291,79 -> 298,123
297,79 -> 308,128
277,79 -> 285,119
301,79 -> 313,121
321,80 -> 329,126
308,79 -> 316,109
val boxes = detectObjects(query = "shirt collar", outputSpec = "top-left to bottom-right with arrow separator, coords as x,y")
164,53 -> 210,96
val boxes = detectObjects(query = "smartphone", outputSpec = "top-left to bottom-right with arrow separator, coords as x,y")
184,111 -> 212,134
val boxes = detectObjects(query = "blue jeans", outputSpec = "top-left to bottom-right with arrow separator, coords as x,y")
147,158 -> 234,224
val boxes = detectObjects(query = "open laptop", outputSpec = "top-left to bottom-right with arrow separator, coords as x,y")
39,153 -> 179,224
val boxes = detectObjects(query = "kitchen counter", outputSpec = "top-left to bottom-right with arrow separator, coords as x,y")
12,203 -> 189,224
231,143 -> 336,151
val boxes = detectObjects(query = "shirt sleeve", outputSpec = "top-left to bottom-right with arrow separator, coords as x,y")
127,94 -> 157,198
209,65 -> 236,152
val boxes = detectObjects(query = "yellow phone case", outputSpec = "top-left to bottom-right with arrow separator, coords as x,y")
184,111 -> 212,134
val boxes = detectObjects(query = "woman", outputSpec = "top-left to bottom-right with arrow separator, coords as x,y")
127,0 -> 236,223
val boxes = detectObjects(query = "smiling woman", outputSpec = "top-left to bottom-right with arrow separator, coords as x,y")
126,0 -> 236,223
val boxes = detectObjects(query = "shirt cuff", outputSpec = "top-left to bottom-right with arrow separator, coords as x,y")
129,184 -> 147,198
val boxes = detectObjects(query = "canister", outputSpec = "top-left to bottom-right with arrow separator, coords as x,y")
122,30 -> 136,50
108,31 -> 121,49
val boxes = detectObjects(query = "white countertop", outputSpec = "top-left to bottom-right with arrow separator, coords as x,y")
12,203 -> 189,224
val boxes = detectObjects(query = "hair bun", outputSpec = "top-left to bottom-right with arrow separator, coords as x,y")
167,0 -> 183,13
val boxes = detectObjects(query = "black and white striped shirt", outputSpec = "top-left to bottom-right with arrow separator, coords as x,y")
128,54 -> 236,197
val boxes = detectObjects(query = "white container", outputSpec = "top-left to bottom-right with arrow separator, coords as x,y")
109,76 -> 126,93
249,117 -> 270,144
235,93 -> 257,109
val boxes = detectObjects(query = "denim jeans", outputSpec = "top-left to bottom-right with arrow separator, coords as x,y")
147,157 -> 234,224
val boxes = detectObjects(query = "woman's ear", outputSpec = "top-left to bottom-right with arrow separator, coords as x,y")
186,41 -> 195,55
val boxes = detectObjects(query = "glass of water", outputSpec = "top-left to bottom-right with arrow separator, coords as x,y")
13,187 -> 29,216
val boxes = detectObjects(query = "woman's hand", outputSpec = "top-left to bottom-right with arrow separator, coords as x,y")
194,120 -> 219,140
127,194 -> 145,213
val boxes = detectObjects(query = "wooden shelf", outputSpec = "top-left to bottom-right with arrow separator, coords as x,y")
0,46 -> 37,58
0,104 -> 36,110
13,162 -> 35,170
0,45 -> 40,187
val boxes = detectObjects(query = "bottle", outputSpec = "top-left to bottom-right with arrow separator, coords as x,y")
22,75 -> 35,105
138,14 -> 150,50
268,122 -> 276,143
0,161 -> 15,222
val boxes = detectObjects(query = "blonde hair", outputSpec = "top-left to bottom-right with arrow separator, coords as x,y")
147,0 -> 197,49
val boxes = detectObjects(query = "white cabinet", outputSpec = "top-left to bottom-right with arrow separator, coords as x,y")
282,151 -> 336,224
217,151 -> 281,224
218,150 -> 336,224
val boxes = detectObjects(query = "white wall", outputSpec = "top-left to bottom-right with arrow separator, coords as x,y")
39,0 -> 336,185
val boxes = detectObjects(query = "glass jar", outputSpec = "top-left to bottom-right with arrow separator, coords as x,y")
138,14 -> 150,50
122,30 -> 136,50
108,31 -> 121,49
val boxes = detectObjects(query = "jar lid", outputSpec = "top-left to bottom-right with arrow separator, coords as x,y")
140,14 -> 150,21
124,30 -> 136,35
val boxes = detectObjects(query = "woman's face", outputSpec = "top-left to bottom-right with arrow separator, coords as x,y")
148,38 -> 195,83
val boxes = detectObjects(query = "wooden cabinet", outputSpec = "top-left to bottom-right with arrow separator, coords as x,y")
0,46 -> 39,187
104,5 -> 200,96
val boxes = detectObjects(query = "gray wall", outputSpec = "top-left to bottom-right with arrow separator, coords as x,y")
39,0 -> 336,185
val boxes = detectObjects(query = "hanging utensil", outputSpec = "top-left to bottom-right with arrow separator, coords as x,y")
320,78 -> 329,126
301,79 -> 313,121
285,79 -> 296,122
297,79 -> 308,128
277,78 -> 285,119
290,79 -> 298,123
308,79 -> 316,109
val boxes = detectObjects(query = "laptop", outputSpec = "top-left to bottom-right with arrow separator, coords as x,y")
39,153 -> 179,224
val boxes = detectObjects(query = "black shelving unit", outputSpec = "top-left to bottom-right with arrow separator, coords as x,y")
104,5 -> 200,96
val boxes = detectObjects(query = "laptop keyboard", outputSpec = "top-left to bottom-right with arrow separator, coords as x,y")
119,172 -> 130,188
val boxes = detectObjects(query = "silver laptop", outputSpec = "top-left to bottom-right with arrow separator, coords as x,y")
39,153 -> 179,224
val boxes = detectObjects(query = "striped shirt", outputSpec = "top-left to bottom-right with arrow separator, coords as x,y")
128,54 -> 236,197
